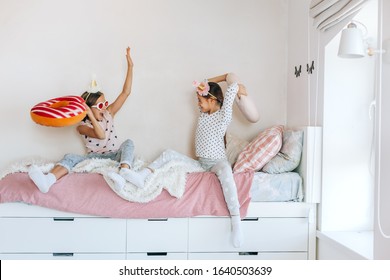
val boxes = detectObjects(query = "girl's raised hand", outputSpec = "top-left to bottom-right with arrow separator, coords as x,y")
237,84 -> 248,99
126,47 -> 133,68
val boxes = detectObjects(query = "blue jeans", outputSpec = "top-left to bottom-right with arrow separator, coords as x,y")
57,139 -> 135,172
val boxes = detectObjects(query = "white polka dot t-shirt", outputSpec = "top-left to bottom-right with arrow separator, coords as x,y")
81,111 -> 121,154
195,82 -> 238,160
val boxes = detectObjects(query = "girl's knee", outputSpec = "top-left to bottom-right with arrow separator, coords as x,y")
63,153 -> 73,159
214,161 -> 232,175
163,148 -> 175,155
122,139 -> 134,148
63,153 -> 82,161
161,149 -> 180,159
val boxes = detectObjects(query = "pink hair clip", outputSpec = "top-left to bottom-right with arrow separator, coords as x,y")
192,79 -> 210,96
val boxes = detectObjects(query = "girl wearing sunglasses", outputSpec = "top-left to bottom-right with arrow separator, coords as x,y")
29,47 -> 139,193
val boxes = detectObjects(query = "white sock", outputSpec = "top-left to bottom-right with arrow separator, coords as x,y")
28,166 -> 56,193
120,168 -> 151,189
231,215 -> 244,248
107,171 -> 126,191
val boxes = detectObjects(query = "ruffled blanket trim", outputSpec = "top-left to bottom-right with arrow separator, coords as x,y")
0,156 -> 204,203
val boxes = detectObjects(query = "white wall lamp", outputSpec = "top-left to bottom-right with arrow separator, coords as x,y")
338,22 -> 366,58
338,21 -> 388,59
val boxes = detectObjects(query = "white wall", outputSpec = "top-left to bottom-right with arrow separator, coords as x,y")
0,0 -> 288,170
286,0 -> 310,127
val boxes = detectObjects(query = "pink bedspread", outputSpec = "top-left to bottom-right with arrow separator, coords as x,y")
0,171 -> 254,219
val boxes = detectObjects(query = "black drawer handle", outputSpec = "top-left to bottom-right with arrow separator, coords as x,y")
53,253 -> 74,257
53,218 -> 74,222
147,252 -> 168,256
238,252 -> 258,256
147,218 -> 168,222
242,218 -> 259,222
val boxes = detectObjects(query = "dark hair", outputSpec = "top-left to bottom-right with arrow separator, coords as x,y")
206,82 -> 224,106
80,91 -> 103,121
81,91 -> 103,107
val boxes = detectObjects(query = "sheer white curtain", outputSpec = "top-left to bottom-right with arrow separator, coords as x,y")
310,0 -> 370,31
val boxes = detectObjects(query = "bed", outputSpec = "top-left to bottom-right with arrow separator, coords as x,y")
0,126 -> 322,260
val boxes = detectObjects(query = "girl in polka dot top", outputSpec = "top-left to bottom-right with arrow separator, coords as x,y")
194,73 -> 247,248
28,47 -> 140,193
125,73 -> 248,248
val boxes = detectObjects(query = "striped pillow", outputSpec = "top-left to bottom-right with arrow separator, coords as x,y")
233,125 -> 283,173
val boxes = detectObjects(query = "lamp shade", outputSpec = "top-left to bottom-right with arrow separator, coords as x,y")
338,23 -> 365,58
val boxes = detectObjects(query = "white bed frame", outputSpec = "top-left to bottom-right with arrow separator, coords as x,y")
0,126 -> 322,260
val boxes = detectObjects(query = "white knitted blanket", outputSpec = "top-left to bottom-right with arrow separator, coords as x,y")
0,156 -> 204,203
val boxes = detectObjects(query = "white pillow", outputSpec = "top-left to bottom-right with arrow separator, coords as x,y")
262,129 -> 303,174
225,133 -> 249,166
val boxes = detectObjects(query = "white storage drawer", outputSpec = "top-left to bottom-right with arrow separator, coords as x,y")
188,252 -> 307,260
188,217 -> 308,252
127,218 -> 188,253
0,253 -> 126,260
0,217 -> 126,253
126,252 -> 187,260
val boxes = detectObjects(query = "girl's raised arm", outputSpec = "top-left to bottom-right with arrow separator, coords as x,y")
207,73 -> 227,84
107,47 -> 134,116
77,106 -> 106,139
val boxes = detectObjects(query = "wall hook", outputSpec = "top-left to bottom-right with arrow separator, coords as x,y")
294,65 -> 302,77
307,61 -> 315,74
